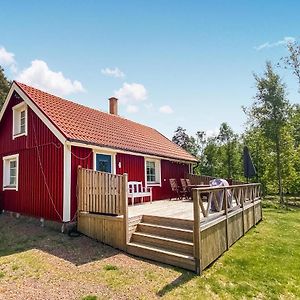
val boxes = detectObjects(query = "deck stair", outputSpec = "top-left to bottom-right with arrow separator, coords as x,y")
127,215 -> 196,271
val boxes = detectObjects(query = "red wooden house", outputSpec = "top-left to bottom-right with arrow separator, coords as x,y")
0,81 -> 197,223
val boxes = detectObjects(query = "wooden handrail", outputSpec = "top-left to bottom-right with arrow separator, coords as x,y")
192,183 -> 261,192
192,182 -> 261,274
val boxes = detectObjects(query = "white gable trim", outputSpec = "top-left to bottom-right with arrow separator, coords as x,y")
0,83 -> 66,145
0,84 -> 16,122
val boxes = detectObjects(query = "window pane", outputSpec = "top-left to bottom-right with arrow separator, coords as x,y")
146,161 -> 156,182
20,124 -> 25,133
20,110 -> 26,133
10,160 -> 16,168
9,176 -> 16,186
10,168 -> 16,176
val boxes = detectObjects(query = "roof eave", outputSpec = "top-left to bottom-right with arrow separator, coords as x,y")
66,139 -> 198,163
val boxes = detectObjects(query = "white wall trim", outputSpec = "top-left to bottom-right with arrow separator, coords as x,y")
63,144 -> 71,222
67,141 -> 196,165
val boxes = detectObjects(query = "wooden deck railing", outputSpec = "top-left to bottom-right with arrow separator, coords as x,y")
192,183 -> 261,274
77,167 -> 128,216
187,173 -> 246,186
187,174 -> 215,185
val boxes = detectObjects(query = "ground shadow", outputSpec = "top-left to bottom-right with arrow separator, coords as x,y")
0,214 -> 120,265
156,270 -> 195,297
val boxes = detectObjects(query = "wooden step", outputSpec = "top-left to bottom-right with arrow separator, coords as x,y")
131,232 -> 193,255
142,215 -> 194,230
127,242 -> 195,271
137,223 -> 193,242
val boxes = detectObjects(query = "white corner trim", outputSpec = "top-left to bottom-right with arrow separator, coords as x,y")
63,144 -> 71,222
2,154 -> 19,191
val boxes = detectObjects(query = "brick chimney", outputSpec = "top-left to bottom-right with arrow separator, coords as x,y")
109,97 -> 118,115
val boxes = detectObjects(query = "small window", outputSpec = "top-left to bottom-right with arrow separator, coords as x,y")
20,110 -> 26,134
13,102 -> 27,138
145,159 -> 161,185
3,154 -> 19,191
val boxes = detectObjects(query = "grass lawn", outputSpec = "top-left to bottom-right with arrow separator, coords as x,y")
0,204 -> 299,300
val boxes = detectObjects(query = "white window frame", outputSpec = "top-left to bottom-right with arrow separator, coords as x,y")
145,158 -> 161,186
12,102 -> 28,139
2,154 -> 19,191
93,150 -> 116,174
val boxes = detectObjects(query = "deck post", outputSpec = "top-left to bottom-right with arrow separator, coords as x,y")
123,173 -> 129,250
192,189 -> 202,275
224,187 -> 229,250
241,188 -> 245,235
252,186 -> 256,226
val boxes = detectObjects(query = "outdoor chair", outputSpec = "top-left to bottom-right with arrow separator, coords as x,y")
169,178 -> 186,200
186,178 -> 192,186
180,178 -> 191,199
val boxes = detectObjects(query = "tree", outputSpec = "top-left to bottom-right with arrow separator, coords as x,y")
217,122 -> 239,179
244,62 -> 291,204
279,42 -> 300,92
0,66 -> 10,109
172,126 -> 199,157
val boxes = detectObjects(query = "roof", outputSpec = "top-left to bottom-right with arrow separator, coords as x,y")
15,81 -> 197,162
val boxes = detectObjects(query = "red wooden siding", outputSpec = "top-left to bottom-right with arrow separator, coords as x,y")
0,92 -> 64,221
116,153 -> 145,183
115,152 -> 189,201
152,160 -> 189,200
70,146 -> 93,219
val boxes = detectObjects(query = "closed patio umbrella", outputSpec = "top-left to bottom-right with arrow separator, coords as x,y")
243,146 -> 256,181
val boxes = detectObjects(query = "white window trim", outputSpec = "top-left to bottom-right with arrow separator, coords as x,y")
12,102 -> 28,139
93,150 -> 116,174
2,154 -> 19,191
145,158 -> 161,187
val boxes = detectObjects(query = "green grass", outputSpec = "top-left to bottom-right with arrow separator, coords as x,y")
0,205 -> 299,299
103,264 -> 119,271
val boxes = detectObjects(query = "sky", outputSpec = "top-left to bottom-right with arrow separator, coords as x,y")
0,1 -> 299,139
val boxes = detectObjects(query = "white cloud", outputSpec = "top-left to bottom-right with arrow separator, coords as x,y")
101,67 -> 125,78
126,104 -> 139,113
205,127 -> 219,138
17,60 -> 85,96
159,105 -> 174,114
0,46 -> 17,73
114,82 -> 147,104
254,36 -> 296,51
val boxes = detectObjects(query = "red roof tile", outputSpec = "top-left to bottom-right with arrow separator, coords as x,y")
16,81 -> 197,162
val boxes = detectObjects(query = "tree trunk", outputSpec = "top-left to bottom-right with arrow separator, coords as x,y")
275,136 -> 284,204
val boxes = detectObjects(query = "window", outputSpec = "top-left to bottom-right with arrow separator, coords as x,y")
145,159 -> 161,185
93,152 -> 116,174
13,102 -> 27,138
3,154 -> 19,191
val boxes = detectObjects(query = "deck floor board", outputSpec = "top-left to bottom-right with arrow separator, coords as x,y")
128,199 -> 203,220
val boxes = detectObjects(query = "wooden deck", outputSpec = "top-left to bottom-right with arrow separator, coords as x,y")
128,199 -> 196,220
76,168 -> 263,274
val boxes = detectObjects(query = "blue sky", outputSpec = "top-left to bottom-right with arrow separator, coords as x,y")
0,1 -> 299,138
